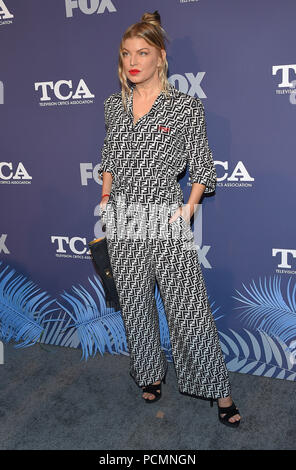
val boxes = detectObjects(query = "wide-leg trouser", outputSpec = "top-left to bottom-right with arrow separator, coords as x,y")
105,207 -> 231,399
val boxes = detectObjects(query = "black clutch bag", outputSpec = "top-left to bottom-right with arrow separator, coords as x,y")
88,236 -> 121,311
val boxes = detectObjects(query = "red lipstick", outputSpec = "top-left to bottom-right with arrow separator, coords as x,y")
129,69 -> 140,75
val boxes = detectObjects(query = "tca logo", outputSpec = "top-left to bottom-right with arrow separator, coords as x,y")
272,65 -> 296,104
0,162 -> 32,181
272,64 -> 296,88
215,161 -> 254,183
35,79 -> 95,102
0,0 -> 13,20
51,236 -> 91,255
272,249 -> 296,269
65,0 -> 116,17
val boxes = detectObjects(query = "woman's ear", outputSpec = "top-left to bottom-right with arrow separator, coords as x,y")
161,48 -> 166,64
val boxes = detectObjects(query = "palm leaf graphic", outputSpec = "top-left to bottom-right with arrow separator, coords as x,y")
43,279 -> 172,361
40,309 -> 80,348
48,276 -> 222,362
55,274 -> 128,360
232,275 -> 296,344
219,327 -> 296,380
0,261 -> 58,348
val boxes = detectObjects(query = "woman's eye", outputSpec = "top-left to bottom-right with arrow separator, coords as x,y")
121,51 -> 147,57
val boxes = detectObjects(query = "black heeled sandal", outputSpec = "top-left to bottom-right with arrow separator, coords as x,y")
141,372 -> 167,404
210,398 -> 241,428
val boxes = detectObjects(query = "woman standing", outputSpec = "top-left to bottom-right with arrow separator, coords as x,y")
99,11 -> 241,428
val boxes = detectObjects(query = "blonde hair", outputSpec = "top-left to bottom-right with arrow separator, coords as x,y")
118,10 -> 171,112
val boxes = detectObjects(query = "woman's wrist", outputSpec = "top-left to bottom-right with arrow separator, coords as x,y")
101,193 -> 110,199
181,203 -> 196,220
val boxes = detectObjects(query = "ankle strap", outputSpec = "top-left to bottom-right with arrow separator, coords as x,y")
142,383 -> 162,393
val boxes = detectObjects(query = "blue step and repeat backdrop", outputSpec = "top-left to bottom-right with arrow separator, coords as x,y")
1,0 -> 296,380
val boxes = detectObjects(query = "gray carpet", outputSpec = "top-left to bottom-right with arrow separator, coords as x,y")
0,342 -> 295,450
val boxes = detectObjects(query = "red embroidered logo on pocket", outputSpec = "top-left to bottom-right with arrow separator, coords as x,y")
158,125 -> 171,133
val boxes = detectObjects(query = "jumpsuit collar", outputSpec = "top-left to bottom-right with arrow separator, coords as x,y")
126,83 -> 174,125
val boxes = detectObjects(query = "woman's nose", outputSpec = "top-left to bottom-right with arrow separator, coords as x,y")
130,56 -> 138,66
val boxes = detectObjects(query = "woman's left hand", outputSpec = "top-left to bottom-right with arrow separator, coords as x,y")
169,204 -> 191,224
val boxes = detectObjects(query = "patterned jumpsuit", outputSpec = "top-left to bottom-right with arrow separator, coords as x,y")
98,82 -> 231,399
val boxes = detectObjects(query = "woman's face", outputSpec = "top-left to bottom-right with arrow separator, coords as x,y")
121,36 -> 165,86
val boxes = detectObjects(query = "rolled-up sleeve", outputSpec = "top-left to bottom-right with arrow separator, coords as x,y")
183,98 -> 217,194
98,98 -> 115,179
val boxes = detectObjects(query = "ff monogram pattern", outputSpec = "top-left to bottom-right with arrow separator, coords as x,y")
99,82 -> 231,399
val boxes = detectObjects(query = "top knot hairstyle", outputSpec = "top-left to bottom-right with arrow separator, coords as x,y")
141,10 -> 162,28
118,10 -> 171,111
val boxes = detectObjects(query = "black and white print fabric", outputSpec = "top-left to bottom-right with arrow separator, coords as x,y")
99,82 -> 217,204
99,83 -> 231,399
